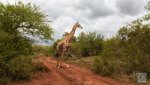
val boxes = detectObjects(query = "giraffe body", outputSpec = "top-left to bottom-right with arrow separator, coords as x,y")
56,22 -> 82,68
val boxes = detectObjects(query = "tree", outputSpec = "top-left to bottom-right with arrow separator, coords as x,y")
0,2 -> 53,39
93,1 -> 150,79
0,2 -> 53,83
72,32 -> 103,57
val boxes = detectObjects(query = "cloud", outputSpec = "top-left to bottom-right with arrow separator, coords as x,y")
115,0 -> 147,16
0,0 -> 148,41
75,0 -> 114,19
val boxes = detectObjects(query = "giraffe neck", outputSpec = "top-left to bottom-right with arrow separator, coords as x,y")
67,25 -> 77,42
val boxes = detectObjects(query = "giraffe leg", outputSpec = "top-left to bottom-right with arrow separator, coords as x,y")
57,59 -> 61,68
66,60 -> 69,68
60,52 -> 64,67
66,55 -> 70,68
57,57 -> 60,68
58,52 -> 64,68
60,57 -> 64,67
66,47 -> 70,68
64,55 -> 68,68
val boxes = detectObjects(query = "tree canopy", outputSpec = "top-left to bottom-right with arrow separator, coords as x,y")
0,1 -> 53,40
0,2 -> 53,83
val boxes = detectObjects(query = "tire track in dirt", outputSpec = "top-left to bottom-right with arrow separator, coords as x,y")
42,58 -> 72,85
44,57 -> 129,85
44,58 -> 84,85
8,57 -> 131,85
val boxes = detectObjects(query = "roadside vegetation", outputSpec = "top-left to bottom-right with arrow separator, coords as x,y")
0,0 -> 150,85
93,20 -> 150,79
0,2 -> 53,84
51,1 -> 150,83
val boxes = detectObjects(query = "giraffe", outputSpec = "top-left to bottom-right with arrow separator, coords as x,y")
56,22 -> 83,68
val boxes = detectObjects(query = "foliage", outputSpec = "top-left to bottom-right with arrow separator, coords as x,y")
32,45 -> 53,57
92,1 -> 150,79
0,1 -> 53,84
71,32 -> 103,57
69,56 -> 95,69
7,56 -> 33,80
93,56 -> 116,76
52,32 -> 103,57
32,59 -> 49,72
93,20 -> 150,80
0,31 -> 33,81
0,55 -> 33,83
0,1 -> 53,39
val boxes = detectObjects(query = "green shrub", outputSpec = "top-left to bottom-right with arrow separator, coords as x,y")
0,1 -> 53,84
0,77 -> 11,84
32,60 -> 49,72
0,56 -> 33,84
92,56 -> 101,73
32,45 -> 52,57
92,21 -> 150,80
52,32 -> 103,57
93,56 -> 115,76
0,34 -> 33,83
8,56 -> 33,80
76,32 -> 103,57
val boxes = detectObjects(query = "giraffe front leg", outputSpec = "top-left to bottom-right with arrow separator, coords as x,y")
60,54 -> 64,67
60,57 -> 63,67
66,47 -> 70,68
57,62 -> 61,68
58,52 -> 65,68
57,57 -> 60,68
66,60 -> 69,68
66,55 -> 70,68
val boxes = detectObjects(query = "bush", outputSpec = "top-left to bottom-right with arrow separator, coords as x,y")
0,32 -> 34,84
92,56 -> 101,73
0,77 -> 11,84
0,34 -> 33,82
32,59 -> 49,72
52,32 -> 103,57
92,21 -> 150,80
8,56 -> 33,80
76,32 -> 103,57
32,45 -> 53,57
93,56 -> 115,76
0,1 -> 53,84
0,56 -> 33,84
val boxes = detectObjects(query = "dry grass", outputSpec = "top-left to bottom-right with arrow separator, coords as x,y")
69,56 -> 96,69
68,56 -> 150,85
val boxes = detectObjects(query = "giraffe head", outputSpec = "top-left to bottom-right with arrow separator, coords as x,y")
75,22 -> 83,29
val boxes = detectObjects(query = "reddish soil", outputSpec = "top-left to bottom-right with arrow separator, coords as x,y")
8,57 -> 131,85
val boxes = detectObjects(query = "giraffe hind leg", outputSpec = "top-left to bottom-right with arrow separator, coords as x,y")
59,52 -> 65,68
66,59 -> 69,68
57,52 -> 64,68
57,57 -> 61,68
66,48 -> 70,68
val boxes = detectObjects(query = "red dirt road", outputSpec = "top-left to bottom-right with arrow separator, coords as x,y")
9,57 -> 131,85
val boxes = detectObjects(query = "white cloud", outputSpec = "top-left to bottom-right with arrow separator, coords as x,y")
115,0 -> 147,15
0,0 -> 148,40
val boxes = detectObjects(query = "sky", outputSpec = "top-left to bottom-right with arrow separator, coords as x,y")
0,0 -> 149,42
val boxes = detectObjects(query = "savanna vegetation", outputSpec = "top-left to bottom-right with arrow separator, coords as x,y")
0,2 -> 53,84
91,3 -> 150,81
0,0 -> 150,84
52,32 -> 103,58
92,19 -> 150,82
51,1 -> 150,83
